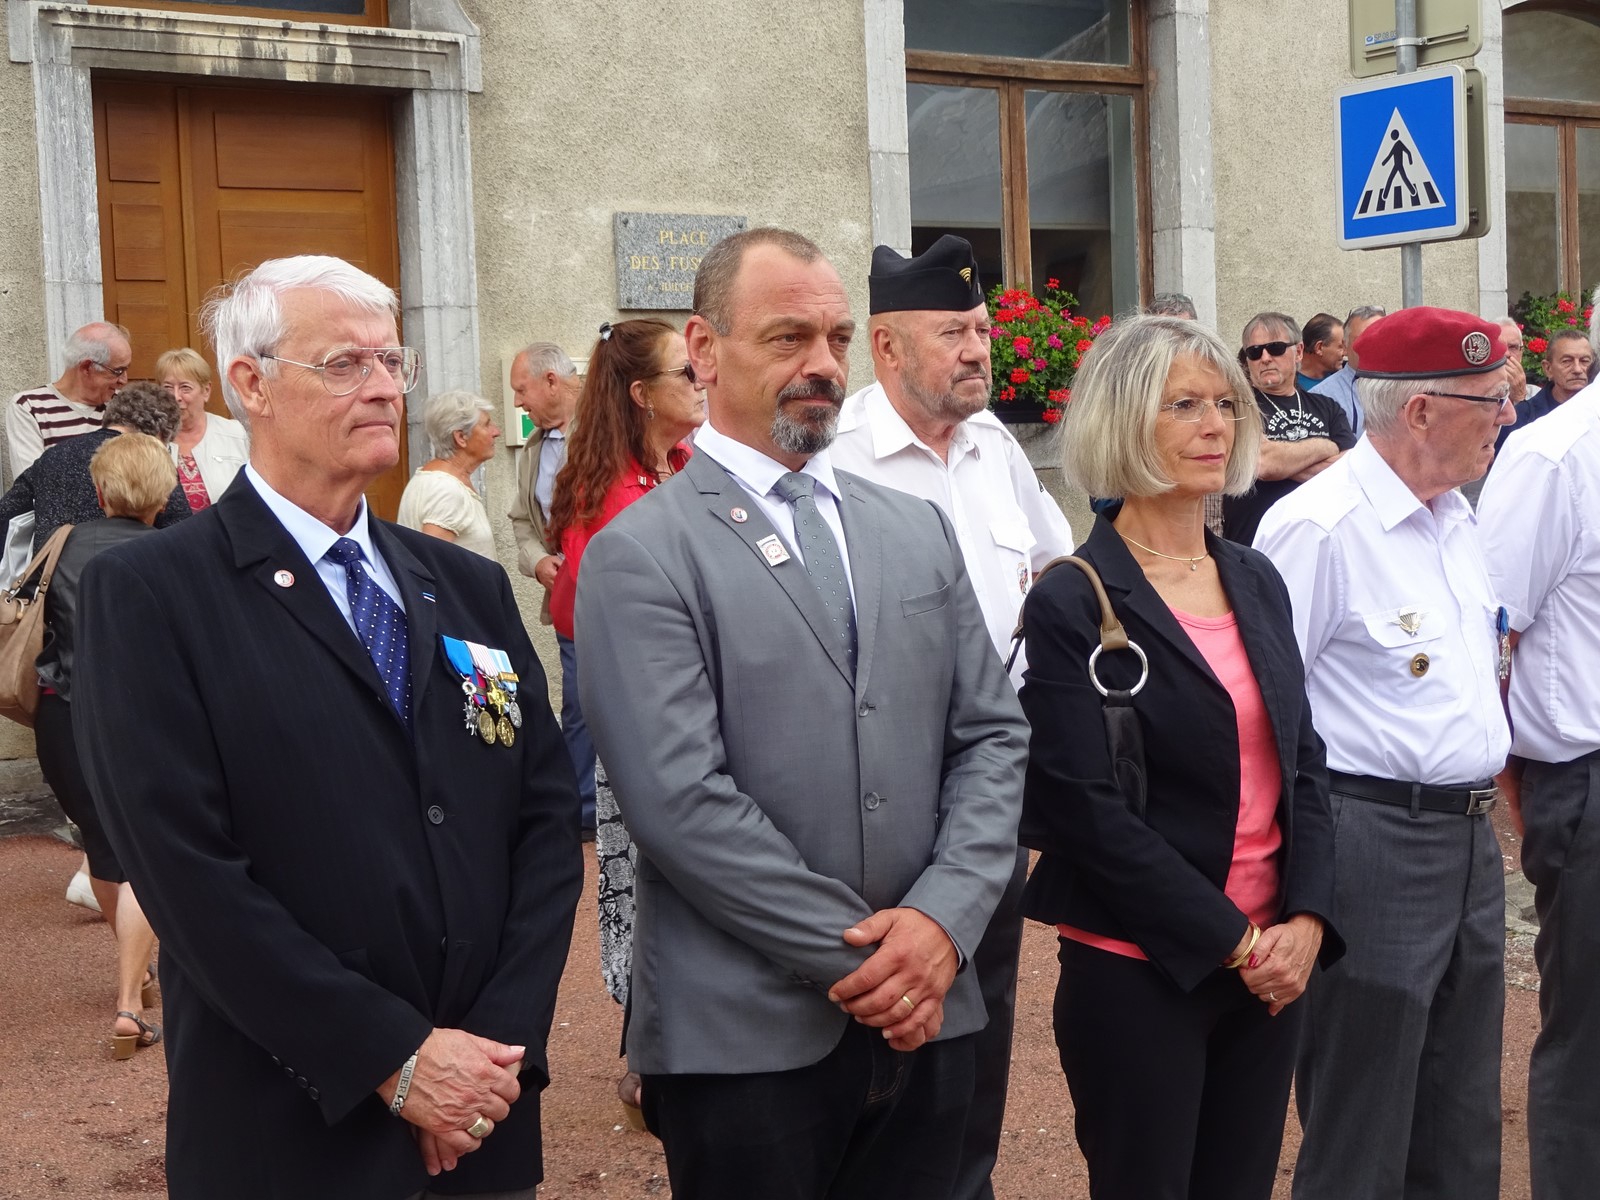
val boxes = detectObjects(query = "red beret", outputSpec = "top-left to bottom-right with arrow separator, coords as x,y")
1352,306 -> 1506,380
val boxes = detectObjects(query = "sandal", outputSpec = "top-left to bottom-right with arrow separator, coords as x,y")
617,1071 -> 645,1131
140,963 -> 159,1010
112,1011 -> 161,1060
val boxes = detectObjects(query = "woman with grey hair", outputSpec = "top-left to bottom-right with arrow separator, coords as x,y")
0,380 -> 191,552
396,388 -> 501,559
1016,314 -> 1342,1198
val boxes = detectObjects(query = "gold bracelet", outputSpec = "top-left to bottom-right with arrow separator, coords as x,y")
1223,924 -> 1262,970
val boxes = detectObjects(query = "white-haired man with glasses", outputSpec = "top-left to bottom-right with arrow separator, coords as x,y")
1223,311 -> 1356,545
5,320 -> 132,484
1255,308 -> 1516,1200
72,255 -> 582,1200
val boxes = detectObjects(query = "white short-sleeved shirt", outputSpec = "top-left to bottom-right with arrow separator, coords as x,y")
396,469 -> 497,560
1255,437 -> 1510,785
832,382 -> 1074,661
1478,382 -> 1600,764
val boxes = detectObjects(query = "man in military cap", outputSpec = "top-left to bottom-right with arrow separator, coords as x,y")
831,234 -> 1073,1200
1254,308 -> 1515,1200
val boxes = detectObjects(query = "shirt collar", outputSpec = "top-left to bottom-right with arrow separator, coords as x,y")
857,381 -> 975,462
245,464 -> 380,566
693,419 -> 845,503
1348,436 -> 1474,533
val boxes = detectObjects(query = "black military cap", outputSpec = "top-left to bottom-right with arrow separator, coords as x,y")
868,235 -> 985,315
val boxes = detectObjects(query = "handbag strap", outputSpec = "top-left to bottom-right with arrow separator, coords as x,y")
5,522 -> 73,599
1006,553 -> 1134,674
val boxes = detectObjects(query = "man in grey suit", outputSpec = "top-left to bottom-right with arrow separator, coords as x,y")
576,227 -> 1028,1200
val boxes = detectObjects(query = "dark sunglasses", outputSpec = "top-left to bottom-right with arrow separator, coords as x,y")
649,362 -> 697,385
1243,341 -> 1294,361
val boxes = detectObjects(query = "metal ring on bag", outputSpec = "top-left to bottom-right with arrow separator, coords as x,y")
1087,640 -> 1149,697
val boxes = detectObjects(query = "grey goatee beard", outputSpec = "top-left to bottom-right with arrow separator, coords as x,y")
771,379 -> 845,456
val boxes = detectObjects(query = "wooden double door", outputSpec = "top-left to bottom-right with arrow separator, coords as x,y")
93,79 -> 409,517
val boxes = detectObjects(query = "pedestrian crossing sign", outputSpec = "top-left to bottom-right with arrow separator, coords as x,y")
1334,65 -> 1467,250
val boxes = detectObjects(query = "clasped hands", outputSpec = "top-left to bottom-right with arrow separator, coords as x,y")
376,1028 -> 524,1176
1233,913 -> 1324,1017
827,907 -> 958,1052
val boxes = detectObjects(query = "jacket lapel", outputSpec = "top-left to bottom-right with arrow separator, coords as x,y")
215,476 -> 410,728
835,473 -> 879,694
686,452 -> 854,687
1083,516 -> 1220,689
1212,538 -> 1295,781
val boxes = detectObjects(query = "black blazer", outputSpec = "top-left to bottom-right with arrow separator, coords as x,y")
36,516 -> 155,698
73,475 -> 583,1200
1019,515 -> 1343,991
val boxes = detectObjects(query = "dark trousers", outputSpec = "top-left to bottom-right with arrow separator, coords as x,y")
36,692 -> 124,882
1054,937 -> 1302,1200
950,844 -> 1027,1200
641,1021 -> 976,1200
556,633 -> 595,828
1523,753 -> 1600,1200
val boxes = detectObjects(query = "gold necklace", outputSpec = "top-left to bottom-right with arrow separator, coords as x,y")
1119,531 -> 1209,572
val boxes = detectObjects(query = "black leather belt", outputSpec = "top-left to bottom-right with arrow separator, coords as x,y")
1329,771 -> 1498,816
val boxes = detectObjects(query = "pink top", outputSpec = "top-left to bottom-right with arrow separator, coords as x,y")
1060,607 -> 1283,961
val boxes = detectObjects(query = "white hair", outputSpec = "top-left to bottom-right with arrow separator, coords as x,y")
425,389 -> 493,458
200,255 -> 397,427
1359,372 -> 1488,436
61,322 -> 129,370
518,342 -> 575,378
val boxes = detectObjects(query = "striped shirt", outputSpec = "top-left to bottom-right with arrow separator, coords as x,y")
6,386 -> 104,482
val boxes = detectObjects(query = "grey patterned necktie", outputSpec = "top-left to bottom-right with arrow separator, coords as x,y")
772,471 -> 856,669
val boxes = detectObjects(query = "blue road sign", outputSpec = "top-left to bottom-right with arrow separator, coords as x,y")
1334,65 -> 1467,250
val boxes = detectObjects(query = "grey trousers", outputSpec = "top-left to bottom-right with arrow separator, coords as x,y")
1522,753 -> 1600,1200
1292,790 -> 1505,1200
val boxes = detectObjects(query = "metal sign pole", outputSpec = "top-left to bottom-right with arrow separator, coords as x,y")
1396,0 -> 1424,307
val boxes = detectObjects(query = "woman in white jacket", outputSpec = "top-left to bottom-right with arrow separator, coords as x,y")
157,348 -> 249,511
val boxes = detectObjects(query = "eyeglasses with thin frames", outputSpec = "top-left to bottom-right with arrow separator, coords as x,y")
261,346 -> 422,397
1159,396 -> 1250,422
1431,389 -> 1513,413
90,362 -> 131,379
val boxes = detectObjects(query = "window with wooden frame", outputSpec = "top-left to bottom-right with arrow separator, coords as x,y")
88,0 -> 387,26
904,1 -> 1149,328
1503,4 -> 1600,302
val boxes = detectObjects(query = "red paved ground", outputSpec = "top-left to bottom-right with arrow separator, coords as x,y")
1,834 -> 1535,1199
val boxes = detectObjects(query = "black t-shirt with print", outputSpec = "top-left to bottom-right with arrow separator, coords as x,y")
1223,387 -> 1356,545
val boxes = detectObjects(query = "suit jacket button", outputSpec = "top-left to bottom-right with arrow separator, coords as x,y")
863,792 -> 881,811
297,1076 -> 307,1087
858,703 -> 870,717
284,1066 -> 295,1078
308,1087 -> 320,1101
427,805 -> 445,825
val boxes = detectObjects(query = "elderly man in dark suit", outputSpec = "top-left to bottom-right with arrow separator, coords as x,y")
576,227 -> 1029,1200
74,254 -> 583,1200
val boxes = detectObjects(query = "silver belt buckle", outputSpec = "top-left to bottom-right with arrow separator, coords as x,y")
1465,787 -> 1498,816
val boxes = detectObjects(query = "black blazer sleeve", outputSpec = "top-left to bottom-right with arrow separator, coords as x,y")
1018,567 -> 1251,987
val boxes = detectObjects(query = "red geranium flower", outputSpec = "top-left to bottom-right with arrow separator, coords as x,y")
999,385 -> 1017,402
1012,336 -> 1032,354
1032,357 -> 1048,370
1042,408 -> 1061,423
1528,336 -> 1549,354
1010,367 -> 1031,384
1047,277 -> 1061,290
1075,339 -> 1093,353
1557,298 -> 1577,313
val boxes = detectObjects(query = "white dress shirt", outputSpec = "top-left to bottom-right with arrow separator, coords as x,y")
832,382 -> 1074,660
1478,382 -> 1600,763
692,420 -> 856,606
1255,437 -> 1510,784
245,465 -> 406,630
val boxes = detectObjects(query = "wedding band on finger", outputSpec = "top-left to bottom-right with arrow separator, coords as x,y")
900,994 -> 916,1013
466,1115 -> 492,1139
1267,992 -> 1279,1003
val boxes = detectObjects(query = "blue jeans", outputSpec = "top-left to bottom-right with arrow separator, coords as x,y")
557,634 -> 596,828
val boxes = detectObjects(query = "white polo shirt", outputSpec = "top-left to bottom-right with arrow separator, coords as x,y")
1255,437 -> 1510,785
1478,381 -> 1600,764
831,382 -> 1074,661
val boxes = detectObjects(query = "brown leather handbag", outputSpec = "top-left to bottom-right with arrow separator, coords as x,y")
0,523 -> 73,727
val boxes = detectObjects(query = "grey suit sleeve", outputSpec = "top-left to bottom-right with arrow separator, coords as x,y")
576,525 -> 877,987
896,502 -> 1029,959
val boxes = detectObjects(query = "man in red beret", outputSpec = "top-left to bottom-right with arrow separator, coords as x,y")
1254,307 -> 1516,1200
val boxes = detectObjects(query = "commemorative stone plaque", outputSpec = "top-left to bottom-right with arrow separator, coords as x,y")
614,212 -> 748,310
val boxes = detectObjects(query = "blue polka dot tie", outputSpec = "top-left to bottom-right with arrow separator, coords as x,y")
772,472 -> 856,671
325,538 -> 412,728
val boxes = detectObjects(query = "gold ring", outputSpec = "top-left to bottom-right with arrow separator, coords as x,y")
900,994 -> 915,1013
466,1115 -> 491,1139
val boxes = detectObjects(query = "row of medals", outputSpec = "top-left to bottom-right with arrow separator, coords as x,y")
464,675 -> 521,747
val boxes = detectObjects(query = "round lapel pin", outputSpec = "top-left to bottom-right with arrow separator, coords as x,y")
730,507 -> 749,523
273,570 -> 295,588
